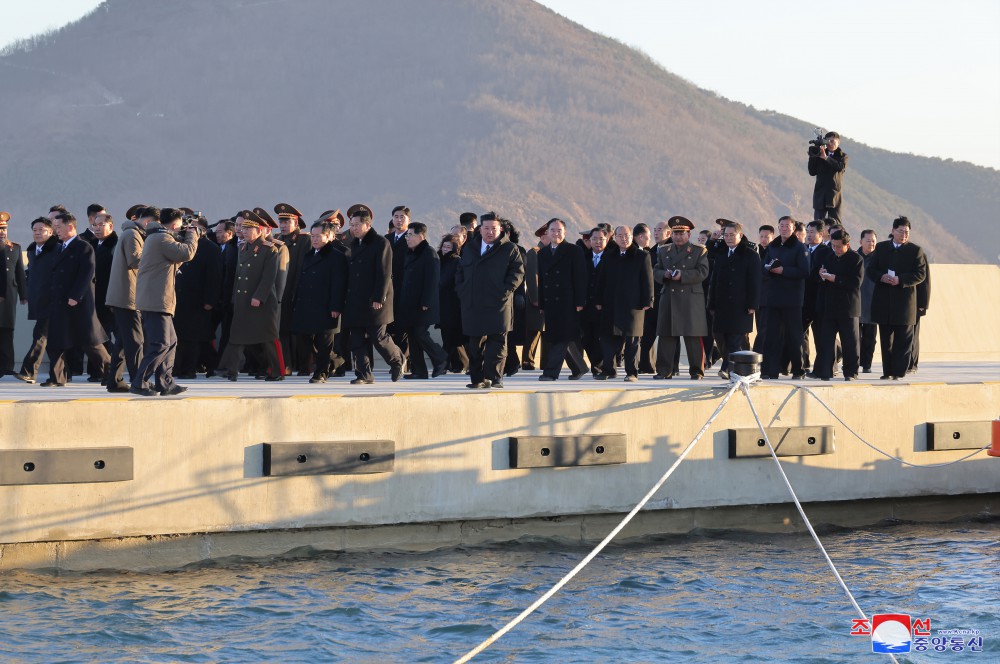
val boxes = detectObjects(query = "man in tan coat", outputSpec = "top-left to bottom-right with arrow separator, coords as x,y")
130,208 -> 197,396
105,203 -> 150,391
654,216 -> 709,379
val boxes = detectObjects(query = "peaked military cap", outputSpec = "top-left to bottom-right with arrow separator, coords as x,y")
0,211 -> 10,225
237,209 -> 264,228
253,207 -> 279,229
668,215 -> 694,231
715,218 -> 736,227
534,221 -> 550,238
275,202 -> 306,228
316,209 -> 345,226
347,204 -> 374,220
125,204 -> 147,220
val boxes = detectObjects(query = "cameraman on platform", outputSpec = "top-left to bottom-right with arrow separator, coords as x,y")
130,208 -> 198,396
808,130 -> 848,222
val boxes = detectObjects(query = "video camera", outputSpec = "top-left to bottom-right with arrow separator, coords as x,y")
807,128 -> 829,157
180,211 -> 206,235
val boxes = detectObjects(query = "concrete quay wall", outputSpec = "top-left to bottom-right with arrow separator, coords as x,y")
1,380 -> 997,570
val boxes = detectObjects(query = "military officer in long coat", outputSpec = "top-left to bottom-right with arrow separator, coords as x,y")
217,211 -> 282,381
275,203 -> 313,375
708,221 -> 761,379
255,207 -> 289,377
291,220 -> 348,383
596,225 -> 653,381
455,212 -> 524,389
653,216 -> 709,379
343,204 -> 404,384
537,218 -> 588,381
0,212 -> 28,377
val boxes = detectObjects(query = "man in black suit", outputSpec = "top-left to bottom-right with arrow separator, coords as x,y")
808,130 -> 848,222
867,216 -> 927,380
384,205 -> 411,368
812,229 -> 864,380
213,219 -> 239,364
597,225 -> 654,381
14,218 -> 59,383
44,212 -> 110,386
396,222 -> 448,379
708,221 -> 761,379
275,203 -> 313,375
537,218 -> 588,381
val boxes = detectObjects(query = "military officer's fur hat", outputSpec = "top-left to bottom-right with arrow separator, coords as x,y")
0,211 -> 10,225
125,204 -> 147,220
275,203 -> 306,229
347,204 -> 374,221
253,207 -> 279,229
668,216 -> 694,231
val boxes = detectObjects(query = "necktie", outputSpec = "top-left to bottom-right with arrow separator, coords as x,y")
593,254 -> 599,267
36,247 -> 41,256
620,251 -> 626,256
728,249 -> 734,257
551,246 -> 557,255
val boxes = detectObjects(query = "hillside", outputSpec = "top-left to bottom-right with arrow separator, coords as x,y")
1,0 -> 996,263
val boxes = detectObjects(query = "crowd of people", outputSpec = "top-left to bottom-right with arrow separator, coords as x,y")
0,201 -> 929,394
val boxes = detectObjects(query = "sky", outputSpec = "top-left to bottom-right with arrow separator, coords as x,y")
3,0 -> 999,170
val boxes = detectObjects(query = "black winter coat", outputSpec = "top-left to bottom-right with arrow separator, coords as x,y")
218,238 -> 239,308
867,240 -> 927,326
93,232 -> 118,312
437,250 -> 463,330
396,240 -> 440,328
48,237 -> 108,349
292,242 -> 348,334
808,147 -> 848,210
537,241 -> 588,341
25,237 -> 59,320
279,232 -> 313,331
708,243 -> 761,334
345,228 -> 394,327
817,248 -> 863,319
597,245 -> 654,337
762,235 -> 810,308
456,235 -> 525,337
174,236 -> 222,342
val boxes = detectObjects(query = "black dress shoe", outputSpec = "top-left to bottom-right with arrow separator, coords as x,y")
264,375 -> 284,382
404,373 -> 428,380
175,373 -> 197,380
161,384 -> 188,396
107,383 -> 131,393
791,373 -> 806,380
466,380 -> 491,389
309,375 -> 327,384
431,364 -> 448,378
593,374 -> 607,381
568,371 -> 587,380
879,375 -> 891,380
538,375 -> 556,382
129,386 -> 158,397
87,376 -> 103,383
40,380 -> 66,387
653,374 -> 672,380
391,364 -> 403,382
13,373 -> 35,384
490,381 -> 504,389
296,371 -> 311,377
350,377 -> 374,385
690,374 -> 704,380
227,374 -> 238,382
760,374 -> 778,380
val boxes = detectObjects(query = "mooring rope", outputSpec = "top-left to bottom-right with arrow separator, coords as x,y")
453,378 -> 747,663
739,382 -> 901,664
797,385 -> 991,467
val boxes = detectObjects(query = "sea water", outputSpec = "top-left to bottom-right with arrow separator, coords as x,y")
1,521 -> 997,663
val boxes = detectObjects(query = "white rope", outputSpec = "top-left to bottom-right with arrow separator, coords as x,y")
739,383 -> 901,664
453,379 -> 746,663
797,385 -> 990,467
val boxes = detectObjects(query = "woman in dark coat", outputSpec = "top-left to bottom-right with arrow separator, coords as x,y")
436,235 -> 467,373
596,226 -> 653,380
708,222 -> 761,377
397,223 -> 448,379
291,222 -> 348,383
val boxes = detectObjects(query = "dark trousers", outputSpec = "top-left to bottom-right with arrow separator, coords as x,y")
814,205 -> 842,224
307,329 -> 339,378
19,318 -> 49,379
859,323 -> 877,371
387,321 -> 409,368
133,311 -> 179,391
879,323 -> 914,378
816,317 -> 859,379
752,306 -> 768,354
504,337 -> 522,375
175,340 -> 216,376
579,318 -> 603,375
440,324 -> 468,373
639,308 -> 658,373
656,335 -> 704,377
715,332 -> 748,372
111,307 -> 143,384
542,334 -> 587,379
48,343 -> 109,385
280,331 -> 312,375
466,333 -> 507,383
406,324 -> 448,377
763,306 -> 803,377
219,340 -> 281,379
0,327 -> 14,375
601,334 -> 640,378
350,324 -> 403,381
908,315 -> 923,372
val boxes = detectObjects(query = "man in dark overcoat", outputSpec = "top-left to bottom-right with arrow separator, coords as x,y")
0,212 -> 27,377
866,216 -> 927,380
857,229 -> 878,373
14,218 -> 59,383
397,222 -> 448,379
174,220 -> 222,377
44,212 -> 111,386
813,229 -> 864,380
213,219 -> 239,364
760,215 -> 810,379
343,205 -> 404,384
217,212 -> 282,381
537,218 -> 588,381
708,221 -> 761,378
521,227 -> 546,371
385,205 -> 412,369
291,220 -> 348,383
596,225 -> 653,381
455,212 -> 524,389
653,216 -> 709,379
808,131 -> 848,222
89,211 -> 121,384
275,203 -> 313,375
580,225 -> 609,376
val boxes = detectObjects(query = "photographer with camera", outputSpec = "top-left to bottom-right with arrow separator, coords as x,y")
808,130 -> 848,223
130,207 -> 198,396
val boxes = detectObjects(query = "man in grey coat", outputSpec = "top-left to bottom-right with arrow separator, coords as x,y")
130,208 -> 197,396
456,212 -> 525,389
